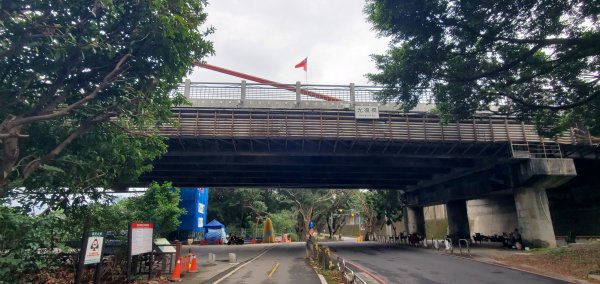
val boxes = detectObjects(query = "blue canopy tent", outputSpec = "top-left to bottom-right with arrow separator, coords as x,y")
204,219 -> 225,243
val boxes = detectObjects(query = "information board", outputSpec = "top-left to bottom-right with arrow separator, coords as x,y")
131,223 -> 153,255
83,231 -> 104,265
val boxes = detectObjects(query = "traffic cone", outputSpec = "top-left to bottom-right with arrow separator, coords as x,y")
170,257 -> 182,281
189,254 -> 198,273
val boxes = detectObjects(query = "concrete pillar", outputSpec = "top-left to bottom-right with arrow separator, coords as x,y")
295,81 -> 301,104
184,79 -> 191,98
446,200 -> 470,241
514,187 -> 557,247
405,206 -> 425,237
467,196 -> 518,237
349,83 -> 356,106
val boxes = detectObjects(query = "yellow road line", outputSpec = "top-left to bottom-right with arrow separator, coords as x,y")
268,262 -> 280,278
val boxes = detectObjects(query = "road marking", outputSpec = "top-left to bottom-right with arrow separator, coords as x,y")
267,262 -> 280,278
213,245 -> 276,284
344,259 -> 388,284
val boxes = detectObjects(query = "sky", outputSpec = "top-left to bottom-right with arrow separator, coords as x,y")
188,1 -> 391,85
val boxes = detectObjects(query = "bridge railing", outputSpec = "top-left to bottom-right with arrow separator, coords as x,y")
178,81 -> 436,104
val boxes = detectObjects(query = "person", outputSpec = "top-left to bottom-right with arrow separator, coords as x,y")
513,228 -> 523,250
305,234 -> 314,258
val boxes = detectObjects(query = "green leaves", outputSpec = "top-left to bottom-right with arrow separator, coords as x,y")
1,0 -> 214,196
365,0 -> 600,136
123,182 -> 185,237
0,207 -> 70,281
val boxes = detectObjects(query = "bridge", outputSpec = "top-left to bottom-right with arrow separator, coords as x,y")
140,81 -> 597,247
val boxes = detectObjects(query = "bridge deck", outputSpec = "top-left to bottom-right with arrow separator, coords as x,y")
160,108 -> 593,158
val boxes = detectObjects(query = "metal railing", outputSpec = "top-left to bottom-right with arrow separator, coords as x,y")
179,81 -> 436,104
336,257 -> 368,284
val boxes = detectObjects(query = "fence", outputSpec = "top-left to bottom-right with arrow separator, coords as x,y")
336,257 -> 368,284
179,81 -> 436,104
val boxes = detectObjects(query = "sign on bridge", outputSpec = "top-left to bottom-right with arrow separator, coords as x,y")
355,105 -> 379,119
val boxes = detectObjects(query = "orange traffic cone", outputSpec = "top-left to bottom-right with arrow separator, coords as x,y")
189,254 -> 198,273
170,257 -> 182,281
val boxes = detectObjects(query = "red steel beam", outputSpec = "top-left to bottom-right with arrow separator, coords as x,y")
193,62 -> 343,102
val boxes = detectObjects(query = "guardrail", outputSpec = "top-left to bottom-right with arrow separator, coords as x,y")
336,257 -> 368,284
179,81 -> 436,104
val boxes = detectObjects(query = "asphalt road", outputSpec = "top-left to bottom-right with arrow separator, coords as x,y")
216,243 -> 321,284
326,242 -> 569,284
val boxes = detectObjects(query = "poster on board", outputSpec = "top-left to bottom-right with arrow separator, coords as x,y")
130,223 -> 153,256
83,231 -> 105,265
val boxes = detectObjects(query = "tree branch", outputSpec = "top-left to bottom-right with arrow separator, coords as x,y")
8,53 -> 131,128
22,111 -> 113,178
499,89 -> 600,111
449,44 -> 543,82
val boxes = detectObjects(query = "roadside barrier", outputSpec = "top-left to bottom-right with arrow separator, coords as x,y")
170,257 -> 182,281
189,254 -> 198,273
336,257 -> 368,284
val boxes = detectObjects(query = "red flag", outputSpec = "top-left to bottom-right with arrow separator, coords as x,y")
294,57 -> 307,71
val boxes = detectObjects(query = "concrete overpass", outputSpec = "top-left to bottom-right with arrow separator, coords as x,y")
140,81 -> 598,247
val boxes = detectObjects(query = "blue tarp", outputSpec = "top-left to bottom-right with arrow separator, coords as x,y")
205,219 -> 225,229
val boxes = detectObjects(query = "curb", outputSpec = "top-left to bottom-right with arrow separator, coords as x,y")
307,257 -> 329,284
330,252 -> 388,284
317,274 -> 327,284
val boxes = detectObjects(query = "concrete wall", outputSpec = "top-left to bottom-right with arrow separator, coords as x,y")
467,196 -> 519,236
423,205 -> 448,239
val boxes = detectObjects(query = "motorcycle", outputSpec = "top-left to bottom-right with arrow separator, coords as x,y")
227,235 -> 244,245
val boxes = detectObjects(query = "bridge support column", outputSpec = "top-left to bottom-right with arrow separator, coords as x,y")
511,158 -> 577,248
446,200 -> 470,242
514,187 -> 557,248
405,206 -> 425,237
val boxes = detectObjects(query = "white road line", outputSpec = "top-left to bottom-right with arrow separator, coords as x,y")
212,245 -> 277,284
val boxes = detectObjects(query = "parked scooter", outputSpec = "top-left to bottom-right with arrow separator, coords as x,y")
227,234 -> 244,245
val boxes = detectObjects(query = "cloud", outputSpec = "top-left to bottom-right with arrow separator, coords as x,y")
188,1 -> 390,85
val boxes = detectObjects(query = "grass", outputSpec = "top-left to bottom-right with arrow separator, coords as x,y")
493,243 -> 600,283
309,258 -> 343,284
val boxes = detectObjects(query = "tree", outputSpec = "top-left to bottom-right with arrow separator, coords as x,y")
8,126 -> 167,212
365,190 -> 403,237
207,188 -> 272,232
281,189 -> 351,241
125,182 -> 185,237
356,191 -> 378,238
365,0 -> 600,136
0,0 -> 214,196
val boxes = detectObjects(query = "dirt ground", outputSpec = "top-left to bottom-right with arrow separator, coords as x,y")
492,243 -> 600,283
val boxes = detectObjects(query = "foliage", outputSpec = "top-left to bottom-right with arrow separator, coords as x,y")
366,190 -> 403,235
0,207 -> 71,282
0,0 -> 214,197
356,190 -> 378,236
123,182 -> 185,237
268,210 -> 297,240
365,0 -> 600,136
7,126 -> 167,213
207,188 -> 275,230
281,189 -> 355,241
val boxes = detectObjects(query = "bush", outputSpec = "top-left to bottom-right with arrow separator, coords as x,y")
0,207 -> 73,283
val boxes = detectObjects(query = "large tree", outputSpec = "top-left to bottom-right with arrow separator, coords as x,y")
0,0 -> 214,197
365,0 -> 600,136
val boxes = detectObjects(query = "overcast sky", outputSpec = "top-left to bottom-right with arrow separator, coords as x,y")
187,1 -> 390,85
